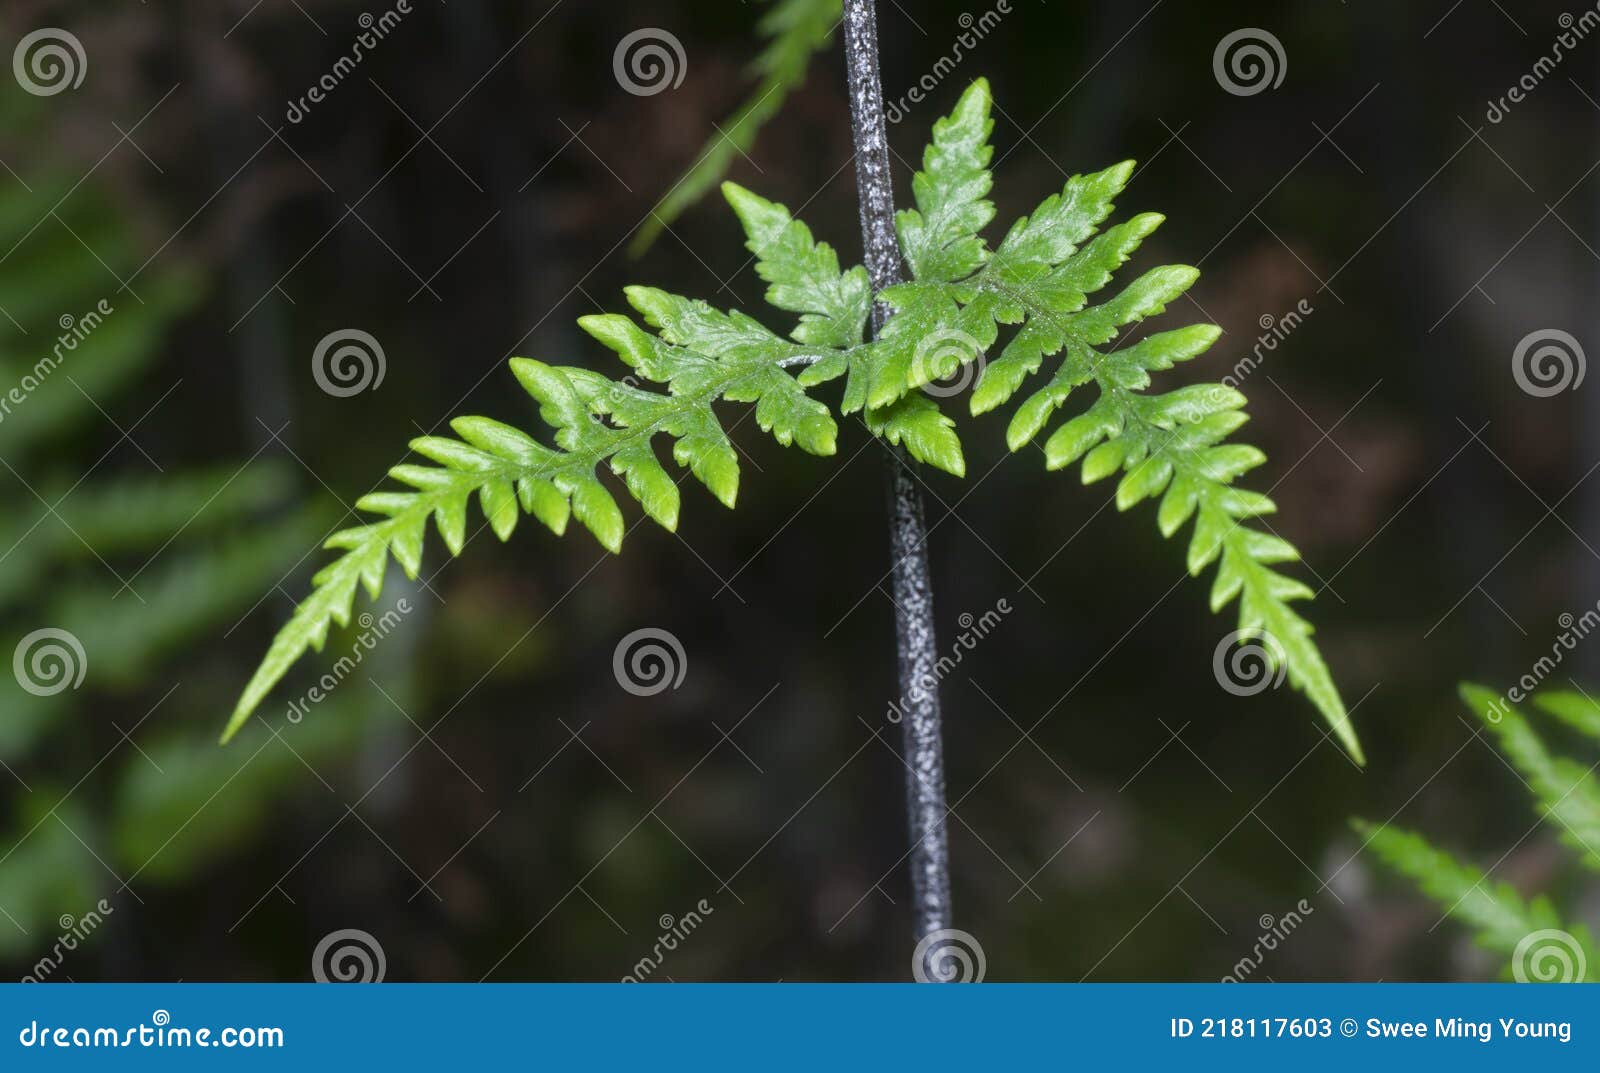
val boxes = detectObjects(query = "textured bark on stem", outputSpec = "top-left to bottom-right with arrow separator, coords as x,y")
840,0 -> 954,959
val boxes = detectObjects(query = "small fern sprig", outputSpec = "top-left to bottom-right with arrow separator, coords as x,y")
222,285 -> 840,741
801,78 -> 1360,761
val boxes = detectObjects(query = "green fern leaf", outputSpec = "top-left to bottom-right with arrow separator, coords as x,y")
865,393 -> 965,478
1355,819 -> 1598,978
896,75 -> 995,284
1462,684 -> 1600,871
723,180 -> 870,351
224,287 -> 838,742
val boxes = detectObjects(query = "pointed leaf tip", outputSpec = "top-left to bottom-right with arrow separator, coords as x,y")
720,180 -> 758,211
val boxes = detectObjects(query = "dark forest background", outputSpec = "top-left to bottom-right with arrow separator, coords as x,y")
1,0 -> 1597,982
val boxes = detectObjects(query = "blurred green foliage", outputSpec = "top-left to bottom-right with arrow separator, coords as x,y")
1357,686 -> 1600,982
630,0 -> 841,256
0,172 -> 419,962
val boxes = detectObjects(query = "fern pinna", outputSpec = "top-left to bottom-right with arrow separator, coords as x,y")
225,78 -> 1362,765
1356,685 -> 1600,981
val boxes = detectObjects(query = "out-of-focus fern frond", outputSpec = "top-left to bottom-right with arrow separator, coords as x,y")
52,507 -> 332,687
0,464 -> 298,609
629,0 -> 840,256
1462,685 -> 1600,872
0,797 -> 98,959
0,170 -> 419,953
1356,684 -> 1600,981
1355,819 -> 1597,978
1535,690 -> 1600,743
113,595 -> 423,881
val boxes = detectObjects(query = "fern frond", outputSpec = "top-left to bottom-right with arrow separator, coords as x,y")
0,463 -> 295,609
839,79 -> 1358,760
629,0 -> 841,256
229,77 -> 1354,765
58,507 -> 329,687
1355,819 -> 1598,977
1462,684 -> 1600,871
223,287 -> 838,741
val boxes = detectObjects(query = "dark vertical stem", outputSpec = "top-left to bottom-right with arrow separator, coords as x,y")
840,0 -> 953,958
